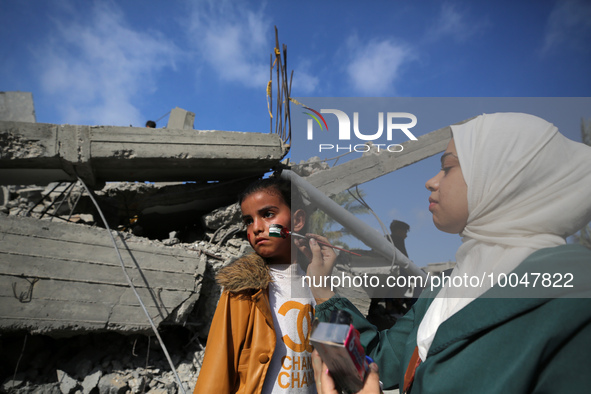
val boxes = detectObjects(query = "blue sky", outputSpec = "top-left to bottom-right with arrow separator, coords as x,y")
1,0 -> 590,266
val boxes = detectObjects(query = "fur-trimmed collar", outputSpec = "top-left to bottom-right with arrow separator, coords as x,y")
216,253 -> 272,293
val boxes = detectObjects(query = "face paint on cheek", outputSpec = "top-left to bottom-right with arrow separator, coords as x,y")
269,223 -> 290,239
247,233 -> 251,242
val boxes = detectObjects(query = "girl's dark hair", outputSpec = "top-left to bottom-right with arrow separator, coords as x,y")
238,177 -> 304,211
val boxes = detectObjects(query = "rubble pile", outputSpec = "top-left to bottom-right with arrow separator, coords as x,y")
1,185 -> 60,218
291,156 -> 330,177
0,181 -> 254,394
1,329 -> 203,394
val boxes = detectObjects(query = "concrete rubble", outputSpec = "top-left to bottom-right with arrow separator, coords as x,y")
0,179 -> 257,393
0,92 -> 292,393
0,92 -> 36,123
0,120 -> 287,189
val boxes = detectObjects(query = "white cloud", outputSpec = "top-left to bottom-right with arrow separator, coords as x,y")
37,2 -> 180,126
290,59 -> 319,95
183,1 -> 320,95
185,0 -> 270,89
426,3 -> 474,44
292,72 -> 319,95
345,36 -> 413,95
542,0 -> 591,54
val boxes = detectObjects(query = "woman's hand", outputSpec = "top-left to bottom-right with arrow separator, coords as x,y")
296,233 -> 337,303
312,350 -> 382,394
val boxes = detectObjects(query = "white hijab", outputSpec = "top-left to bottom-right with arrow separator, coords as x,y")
417,112 -> 591,360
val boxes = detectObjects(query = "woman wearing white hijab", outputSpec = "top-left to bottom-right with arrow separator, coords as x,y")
310,112 -> 591,393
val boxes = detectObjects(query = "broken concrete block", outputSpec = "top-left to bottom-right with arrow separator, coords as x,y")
203,203 -> 242,230
2,377 -> 24,391
98,373 -> 128,394
167,107 -> 195,130
0,186 -> 9,207
56,369 -> 78,394
0,91 -> 36,122
146,389 -> 168,394
16,187 -> 44,200
127,376 -> 146,393
81,370 -> 102,394
0,215 -> 206,336
0,121 -> 286,188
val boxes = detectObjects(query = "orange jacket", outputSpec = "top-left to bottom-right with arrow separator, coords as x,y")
193,254 -> 276,394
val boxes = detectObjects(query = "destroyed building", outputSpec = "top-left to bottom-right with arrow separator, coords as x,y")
0,92 -> 296,393
1,92 -> 449,394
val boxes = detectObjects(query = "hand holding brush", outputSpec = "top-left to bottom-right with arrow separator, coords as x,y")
269,224 -> 362,256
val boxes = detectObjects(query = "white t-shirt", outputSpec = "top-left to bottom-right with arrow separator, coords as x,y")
261,264 -> 317,394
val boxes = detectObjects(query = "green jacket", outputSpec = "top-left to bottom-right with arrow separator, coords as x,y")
315,245 -> 591,393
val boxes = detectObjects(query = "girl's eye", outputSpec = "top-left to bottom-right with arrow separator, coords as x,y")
263,211 -> 275,218
243,218 -> 253,226
442,166 -> 452,174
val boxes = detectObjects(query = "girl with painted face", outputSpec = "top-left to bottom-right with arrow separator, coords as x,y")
311,112 -> 591,393
194,177 -> 336,394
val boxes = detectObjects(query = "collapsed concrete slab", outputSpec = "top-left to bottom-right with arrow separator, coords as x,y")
305,117 -> 476,197
0,214 -> 206,336
0,121 -> 288,188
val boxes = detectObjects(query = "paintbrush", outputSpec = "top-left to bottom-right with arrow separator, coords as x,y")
269,224 -> 362,256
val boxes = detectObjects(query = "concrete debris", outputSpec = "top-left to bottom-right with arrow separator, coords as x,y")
0,330 -> 205,394
202,202 -> 243,230
304,124 -> 452,197
81,370 -> 102,394
291,156 -> 330,177
167,108 -> 195,130
0,136 -> 261,392
0,174 -> 256,394
126,376 -> 146,394
56,370 -> 77,394
2,376 -> 24,392
0,214 -> 210,336
97,373 -> 128,394
0,92 -> 36,123
0,120 -> 287,188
